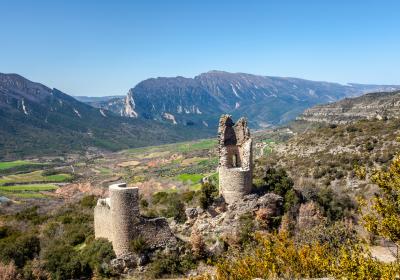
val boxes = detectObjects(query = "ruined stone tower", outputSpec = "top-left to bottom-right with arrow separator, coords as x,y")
218,115 -> 253,204
94,183 -> 177,257
94,183 -> 140,256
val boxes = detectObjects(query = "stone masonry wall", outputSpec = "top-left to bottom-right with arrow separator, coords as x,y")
94,198 -> 112,239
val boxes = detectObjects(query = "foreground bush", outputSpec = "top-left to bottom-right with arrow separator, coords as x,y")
199,182 -> 218,209
213,233 -> 399,280
363,154 -> 400,250
0,261 -> 20,280
147,251 -> 197,278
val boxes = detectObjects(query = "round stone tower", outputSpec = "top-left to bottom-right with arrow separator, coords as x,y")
218,115 -> 253,204
109,183 -> 140,256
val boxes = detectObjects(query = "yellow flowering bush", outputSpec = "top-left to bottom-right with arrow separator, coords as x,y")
211,233 -> 399,280
362,154 -> 400,250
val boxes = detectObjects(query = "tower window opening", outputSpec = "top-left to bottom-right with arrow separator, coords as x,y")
232,154 -> 239,167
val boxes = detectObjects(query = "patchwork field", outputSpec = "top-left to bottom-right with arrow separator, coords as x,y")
0,160 -> 35,170
0,184 -> 58,199
0,170 -> 72,186
0,161 -> 73,201
0,135 -> 284,204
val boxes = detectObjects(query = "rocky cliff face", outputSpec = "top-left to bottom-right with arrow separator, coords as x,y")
74,95 -> 125,116
297,91 -> 400,124
90,71 -> 400,128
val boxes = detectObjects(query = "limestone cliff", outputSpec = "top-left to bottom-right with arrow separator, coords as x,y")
297,91 -> 400,124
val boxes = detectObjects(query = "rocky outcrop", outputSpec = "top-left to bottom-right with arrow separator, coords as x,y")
297,202 -> 325,230
173,193 -> 283,252
297,91 -> 400,124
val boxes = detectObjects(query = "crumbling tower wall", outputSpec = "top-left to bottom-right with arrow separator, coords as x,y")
218,115 -> 253,204
94,197 -> 112,239
94,183 -> 140,256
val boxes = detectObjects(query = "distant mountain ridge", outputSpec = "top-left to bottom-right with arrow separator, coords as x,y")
297,90 -> 400,124
83,71 -> 400,128
0,73 -> 213,159
2,71 -> 400,159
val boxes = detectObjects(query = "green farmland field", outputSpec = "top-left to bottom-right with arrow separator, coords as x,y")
0,171 -> 72,186
0,184 -> 58,192
0,160 -> 40,171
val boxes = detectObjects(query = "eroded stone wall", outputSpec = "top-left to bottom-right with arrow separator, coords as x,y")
94,198 -> 112,239
218,115 -> 253,204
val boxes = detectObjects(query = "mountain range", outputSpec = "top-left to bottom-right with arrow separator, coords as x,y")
2,71 -> 400,159
78,70 -> 400,128
0,73 -> 213,159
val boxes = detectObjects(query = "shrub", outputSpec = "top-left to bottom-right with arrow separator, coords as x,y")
214,232 -> 399,280
238,213 -> 256,245
346,125 -> 359,133
0,261 -> 20,280
362,154 -> 400,249
296,221 -> 358,251
255,167 -> 300,213
165,197 -> 187,223
199,182 -> 218,209
315,187 -> 355,222
313,167 -> 327,179
42,242 -> 82,279
22,258 -> 49,280
140,198 -> 149,208
152,191 -> 169,205
15,206 -> 47,225
283,189 -> 301,213
0,226 -> 16,239
261,167 -> 294,197
181,190 -> 196,203
80,195 -> 97,208
365,141 -> 375,152
68,232 -> 86,246
147,252 -> 196,278
80,238 -> 116,277
354,165 -> 367,180
0,234 -> 40,268
129,236 -> 148,254
190,231 -> 206,258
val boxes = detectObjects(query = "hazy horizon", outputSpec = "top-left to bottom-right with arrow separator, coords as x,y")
1,0 -> 400,96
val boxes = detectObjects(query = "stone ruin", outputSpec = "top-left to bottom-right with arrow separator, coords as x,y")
218,115 -> 253,204
94,183 -> 177,257
94,115 -> 254,260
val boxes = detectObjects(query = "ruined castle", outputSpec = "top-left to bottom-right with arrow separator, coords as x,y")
218,115 -> 253,204
94,115 -> 253,256
94,183 -> 177,257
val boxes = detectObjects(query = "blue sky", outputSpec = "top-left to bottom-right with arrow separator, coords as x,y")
1,0 -> 400,96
